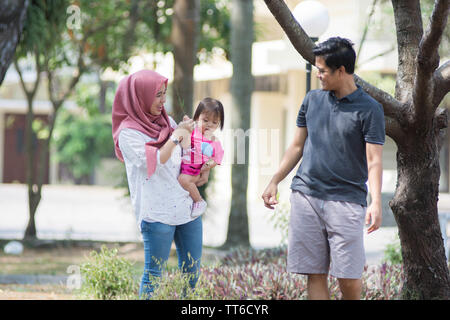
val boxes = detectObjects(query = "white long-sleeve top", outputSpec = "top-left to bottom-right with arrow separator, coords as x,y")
118,118 -> 194,229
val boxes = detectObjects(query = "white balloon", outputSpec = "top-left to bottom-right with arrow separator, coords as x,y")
4,241 -> 24,255
292,1 -> 330,38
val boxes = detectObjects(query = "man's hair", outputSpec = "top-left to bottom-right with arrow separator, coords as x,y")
312,37 -> 356,74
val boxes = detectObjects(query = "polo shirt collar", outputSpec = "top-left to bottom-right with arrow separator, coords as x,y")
329,85 -> 362,102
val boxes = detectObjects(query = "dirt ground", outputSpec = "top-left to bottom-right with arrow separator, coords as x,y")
0,241 -> 222,300
0,242 -> 146,300
0,284 -> 75,300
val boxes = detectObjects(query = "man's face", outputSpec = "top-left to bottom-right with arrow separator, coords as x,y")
315,56 -> 341,91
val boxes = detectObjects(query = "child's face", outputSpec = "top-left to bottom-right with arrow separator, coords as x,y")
197,112 -> 220,135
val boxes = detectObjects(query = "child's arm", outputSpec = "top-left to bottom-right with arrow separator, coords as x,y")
200,158 -> 217,172
196,169 -> 210,187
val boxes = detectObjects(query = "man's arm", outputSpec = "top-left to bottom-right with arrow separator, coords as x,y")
365,143 -> 383,234
262,126 -> 308,209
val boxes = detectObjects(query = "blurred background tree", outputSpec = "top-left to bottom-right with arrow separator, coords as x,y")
0,0 -> 29,85
53,83 -> 115,184
13,0 -> 231,240
15,0 -> 145,239
223,0 -> 254,248
139,0 -> 230,122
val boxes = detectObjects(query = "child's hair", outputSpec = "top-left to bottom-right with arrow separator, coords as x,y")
193,97 -> 225,130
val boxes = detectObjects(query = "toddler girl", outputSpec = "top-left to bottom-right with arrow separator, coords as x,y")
178,97 -> 225,218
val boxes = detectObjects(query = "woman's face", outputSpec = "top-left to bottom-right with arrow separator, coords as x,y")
149,83 -> 167,116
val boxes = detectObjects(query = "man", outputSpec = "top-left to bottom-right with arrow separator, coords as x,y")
262,37 -> 385,300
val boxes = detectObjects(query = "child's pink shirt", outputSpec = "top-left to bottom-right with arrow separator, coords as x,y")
180,128 -> 224,176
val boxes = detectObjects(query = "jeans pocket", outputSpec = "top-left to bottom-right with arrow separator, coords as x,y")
141,220 -> 151,233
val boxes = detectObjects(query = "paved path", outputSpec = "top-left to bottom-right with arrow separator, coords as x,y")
1,184 -> 448,268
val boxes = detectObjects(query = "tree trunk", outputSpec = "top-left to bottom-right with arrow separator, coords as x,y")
23,96 -> 39,239
171,0 -> 200,122
390,129 -> 450,299
224,0 -> 253,248
24,187 -> 40,239
0,0 -> 29,85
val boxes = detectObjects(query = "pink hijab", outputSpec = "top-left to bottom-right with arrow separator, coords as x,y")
112,70 -> 174,177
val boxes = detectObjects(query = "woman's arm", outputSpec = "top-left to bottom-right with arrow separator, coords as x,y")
159,116 -> 194,164
159,136 -> 180,164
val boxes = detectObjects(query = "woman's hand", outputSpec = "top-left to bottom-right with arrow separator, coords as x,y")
172,115 -> 194,149
177,115 -> 195,133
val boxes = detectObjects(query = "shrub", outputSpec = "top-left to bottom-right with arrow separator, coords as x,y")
362,263 -> 404,300
78,246 -> 404,300
200,247 -> 404,300
79,245 -> 138,300
150,268 -> 212,300
383,241 -> 403,265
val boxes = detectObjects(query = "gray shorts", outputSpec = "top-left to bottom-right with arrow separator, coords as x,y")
287,190 -> 366,279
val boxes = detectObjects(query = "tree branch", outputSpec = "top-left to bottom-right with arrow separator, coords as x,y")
354,75 -> 403,119
355,74 -> 406,142
262,0 -> 315,64
13,54 -> 42,105
435,107 -> 448,131
433,60 -> 450,108
386,115 -> 405,144
355,0 -> 379,68
47,43 -> 85,110
357,45 -> 396,68
417,0 -> 449,73
391,0 -> 423,102
414,0 -> 450,115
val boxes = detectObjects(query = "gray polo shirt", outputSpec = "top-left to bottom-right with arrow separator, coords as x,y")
291,86 -> 385,206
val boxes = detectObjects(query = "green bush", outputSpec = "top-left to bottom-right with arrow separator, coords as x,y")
383,239 -> 403,265
149,269 -> 212,300
79,246 -> 138,300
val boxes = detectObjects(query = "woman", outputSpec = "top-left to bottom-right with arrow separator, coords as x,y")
112,70 -> 209,299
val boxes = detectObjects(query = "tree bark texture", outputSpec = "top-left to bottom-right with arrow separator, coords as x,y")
171,0 -> 200,122
0,0 -> 29,85
263,0 -> 450,299
391,129 -> 450,299
224,0 -> 254,248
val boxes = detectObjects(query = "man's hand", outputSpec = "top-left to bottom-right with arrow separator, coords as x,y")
365,202 -> 382,234
262,182 -> 279,210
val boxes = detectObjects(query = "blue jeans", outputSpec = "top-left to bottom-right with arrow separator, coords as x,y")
139,217 -> 202,299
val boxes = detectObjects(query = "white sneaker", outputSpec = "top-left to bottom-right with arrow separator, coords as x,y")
191,200 -> 207,218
